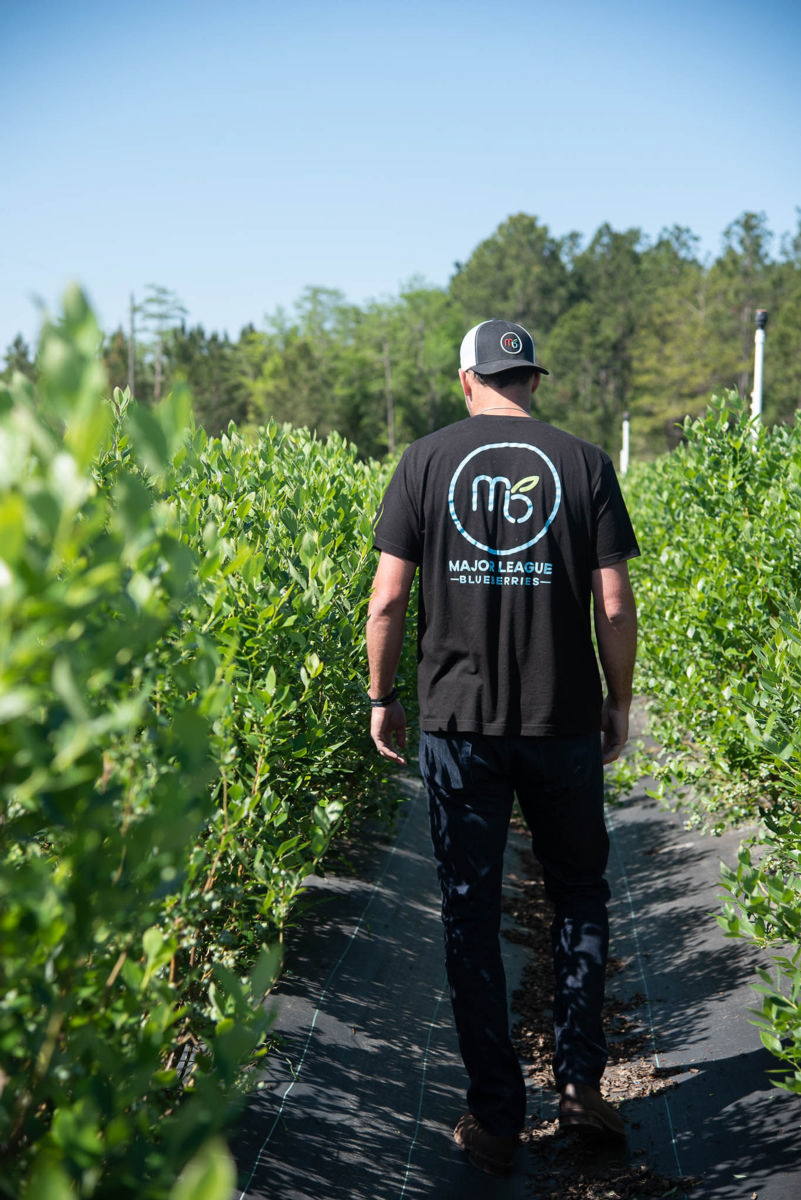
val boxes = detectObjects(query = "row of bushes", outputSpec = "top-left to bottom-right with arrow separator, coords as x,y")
7,288 -> 796,1198
0,289 -> 408,1197
625,393 -> 801,1091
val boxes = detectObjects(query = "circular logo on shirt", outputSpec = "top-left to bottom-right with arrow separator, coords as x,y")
500,332 -> 522,354
448,441 -> 561,556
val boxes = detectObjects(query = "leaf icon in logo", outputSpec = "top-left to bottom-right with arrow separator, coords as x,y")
511,475 -> 540,495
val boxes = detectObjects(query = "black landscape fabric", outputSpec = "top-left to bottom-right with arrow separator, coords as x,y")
230,750 -> 801,1200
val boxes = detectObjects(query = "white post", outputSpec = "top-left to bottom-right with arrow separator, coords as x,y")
128,292 -> 135,398
751,309 -> 768,432
620,411 -> 630,476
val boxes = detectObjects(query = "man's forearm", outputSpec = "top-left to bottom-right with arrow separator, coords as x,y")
366,601 -> 407,698
592,562 -> 638,703
595,606 -> 637,703
594,584 -> 637,763
366,552 -> 416,698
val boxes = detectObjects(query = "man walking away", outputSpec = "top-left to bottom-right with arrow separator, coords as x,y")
366,319 -> 639,1176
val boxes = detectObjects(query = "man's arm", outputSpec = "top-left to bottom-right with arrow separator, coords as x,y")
592,561 -> 637,764
367,551 -> 417,764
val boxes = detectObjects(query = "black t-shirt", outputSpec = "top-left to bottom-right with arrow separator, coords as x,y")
373,414 -> 640,736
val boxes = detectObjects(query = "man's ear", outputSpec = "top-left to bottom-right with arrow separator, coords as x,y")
459,368 -> 473,406
531,373 -> 542,395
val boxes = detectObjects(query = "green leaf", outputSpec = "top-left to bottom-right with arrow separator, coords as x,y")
511,474 -> 540,494
169,1138 -> 235,1200
250,944 -> 283,998
0,687 -> 37,722
127,402 -> 170,477
0,493 -> 25,563
304,651 -> 323,680
51,655 -> 89,722
143,927 -> 164,963
23,1153 -> 76,1200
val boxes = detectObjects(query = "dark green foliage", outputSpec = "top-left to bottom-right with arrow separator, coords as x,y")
101,328 -> 130,395
624,394 -> 801,1091
237,208 -> 798,461
1,333 -> 37,382
627,391 -> 801,827
167,324 -> 251,435
449,213 -> 571,333
16,209 -> 786,462
239,284 -> 465,458
0,289 -> 406,1197
718,599 -> 801,1095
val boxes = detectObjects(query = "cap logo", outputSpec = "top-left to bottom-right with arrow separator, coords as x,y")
501,332 -> 522,355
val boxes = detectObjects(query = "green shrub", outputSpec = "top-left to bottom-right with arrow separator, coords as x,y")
719,600 -> 801,1093
626,392 -> 801,830
720,810 -> 801,1094
0,288 -> 267,1197
0,288 -> 408,1197
151,413 -> 406,1012
626,392 -> 801,1092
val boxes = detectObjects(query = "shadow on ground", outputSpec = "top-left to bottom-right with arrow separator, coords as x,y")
229,772 -> 801,1200
605,789 -> 801,1197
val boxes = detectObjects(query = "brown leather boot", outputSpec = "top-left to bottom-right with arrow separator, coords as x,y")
453,1113 -> 519,1175
559,1082 -> 626,1139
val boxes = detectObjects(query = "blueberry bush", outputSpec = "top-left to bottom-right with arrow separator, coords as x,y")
0,289 -> 407,1197
625,392 -> 801,1091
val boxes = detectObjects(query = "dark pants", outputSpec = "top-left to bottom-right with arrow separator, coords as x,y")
419,730 -> 610,1138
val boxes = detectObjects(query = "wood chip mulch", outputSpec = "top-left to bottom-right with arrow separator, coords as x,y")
503,833 -> 701,1199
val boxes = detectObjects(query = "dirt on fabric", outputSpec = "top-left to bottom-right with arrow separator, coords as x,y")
504,834 -> 700,1199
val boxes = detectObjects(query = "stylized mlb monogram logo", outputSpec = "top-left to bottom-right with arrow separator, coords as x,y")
501,333 -> 521,354
448,440 -> 562,556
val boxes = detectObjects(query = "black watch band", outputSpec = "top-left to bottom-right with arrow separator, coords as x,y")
369,686 -> 399,708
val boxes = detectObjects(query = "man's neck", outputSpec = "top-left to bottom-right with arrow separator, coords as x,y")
470,392 -> 531,418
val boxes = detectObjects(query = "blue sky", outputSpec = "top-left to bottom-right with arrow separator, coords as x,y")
2,0 -> 799,355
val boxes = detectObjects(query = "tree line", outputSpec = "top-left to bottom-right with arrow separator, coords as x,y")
4,209 -> 800,460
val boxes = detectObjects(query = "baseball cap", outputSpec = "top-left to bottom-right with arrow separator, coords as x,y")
459,319 -> 549,376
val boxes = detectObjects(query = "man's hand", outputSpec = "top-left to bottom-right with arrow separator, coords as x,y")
600,696 -> 629,764
370,699 -> 407,765
593,562 -> 636,766
367,553 -> 416,766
